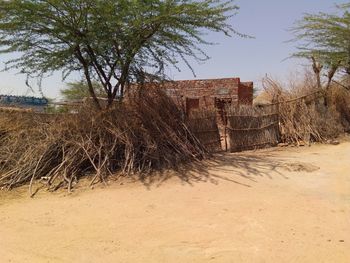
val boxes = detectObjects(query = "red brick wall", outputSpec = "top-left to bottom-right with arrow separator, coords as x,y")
160,77 -> 253,111
238,82 -> 254,105
129,77 -> 254,112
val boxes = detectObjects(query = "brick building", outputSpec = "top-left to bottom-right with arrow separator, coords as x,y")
160,77 -> 253,114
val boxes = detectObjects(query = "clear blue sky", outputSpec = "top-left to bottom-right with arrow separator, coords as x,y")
0,0 -> 348,99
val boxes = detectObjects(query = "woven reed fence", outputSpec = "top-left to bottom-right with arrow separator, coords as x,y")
226,106 -> 279,152
186,110 -> 222,152
186,106 -> 280,153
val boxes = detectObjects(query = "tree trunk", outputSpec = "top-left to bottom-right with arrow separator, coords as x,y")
83,67 -> 102,110
75,47 -> 102,110
107,90 -> 114,108
311,56 -> 323,89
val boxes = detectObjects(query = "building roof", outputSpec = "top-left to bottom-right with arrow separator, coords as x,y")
253,91 -> 273,106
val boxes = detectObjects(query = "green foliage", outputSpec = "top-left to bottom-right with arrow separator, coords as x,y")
291,3 -> 350,74
0,0 -> 243,108
61,81 -> 105,101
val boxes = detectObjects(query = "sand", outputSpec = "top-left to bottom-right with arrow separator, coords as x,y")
1,142 -> 349,262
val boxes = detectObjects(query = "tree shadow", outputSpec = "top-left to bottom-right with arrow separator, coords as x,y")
139,149 -> 293,189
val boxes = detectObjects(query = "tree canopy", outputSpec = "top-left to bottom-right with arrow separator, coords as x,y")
0,0 -> 243,108
291,3 -> 350,79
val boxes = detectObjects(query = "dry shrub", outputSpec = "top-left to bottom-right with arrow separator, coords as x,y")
0,89 -> 206,194
262,73 -> 344,144
327,84 -> 350,131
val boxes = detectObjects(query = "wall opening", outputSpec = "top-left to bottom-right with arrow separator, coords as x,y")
186,98 -> 200,116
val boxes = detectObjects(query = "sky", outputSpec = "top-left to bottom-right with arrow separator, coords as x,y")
0,0 -> 348,100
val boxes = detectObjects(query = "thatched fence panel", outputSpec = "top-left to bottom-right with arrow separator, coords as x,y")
227,112 -> 279,152
186,113 -> 221,152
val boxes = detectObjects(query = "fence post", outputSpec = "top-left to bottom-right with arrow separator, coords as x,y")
276,95 -> 281,143
224,125 -> 228,152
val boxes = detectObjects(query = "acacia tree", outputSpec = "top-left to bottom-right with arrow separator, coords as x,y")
291,3 -> 350,89
0,0 -> 242,109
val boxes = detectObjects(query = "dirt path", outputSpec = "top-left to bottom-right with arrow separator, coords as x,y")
1,142 -> 349,262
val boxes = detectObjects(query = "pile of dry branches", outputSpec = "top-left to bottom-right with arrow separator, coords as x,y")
0,90 -> 206,194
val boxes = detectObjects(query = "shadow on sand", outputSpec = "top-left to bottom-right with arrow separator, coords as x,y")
138,149 -> 294,189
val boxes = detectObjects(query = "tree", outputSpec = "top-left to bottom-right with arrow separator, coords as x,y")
291,3 -> 350,89
0,0 -> 243,109
61,81 -> 105,101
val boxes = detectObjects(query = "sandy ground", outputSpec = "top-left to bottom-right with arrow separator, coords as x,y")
0,141 -> 350,263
